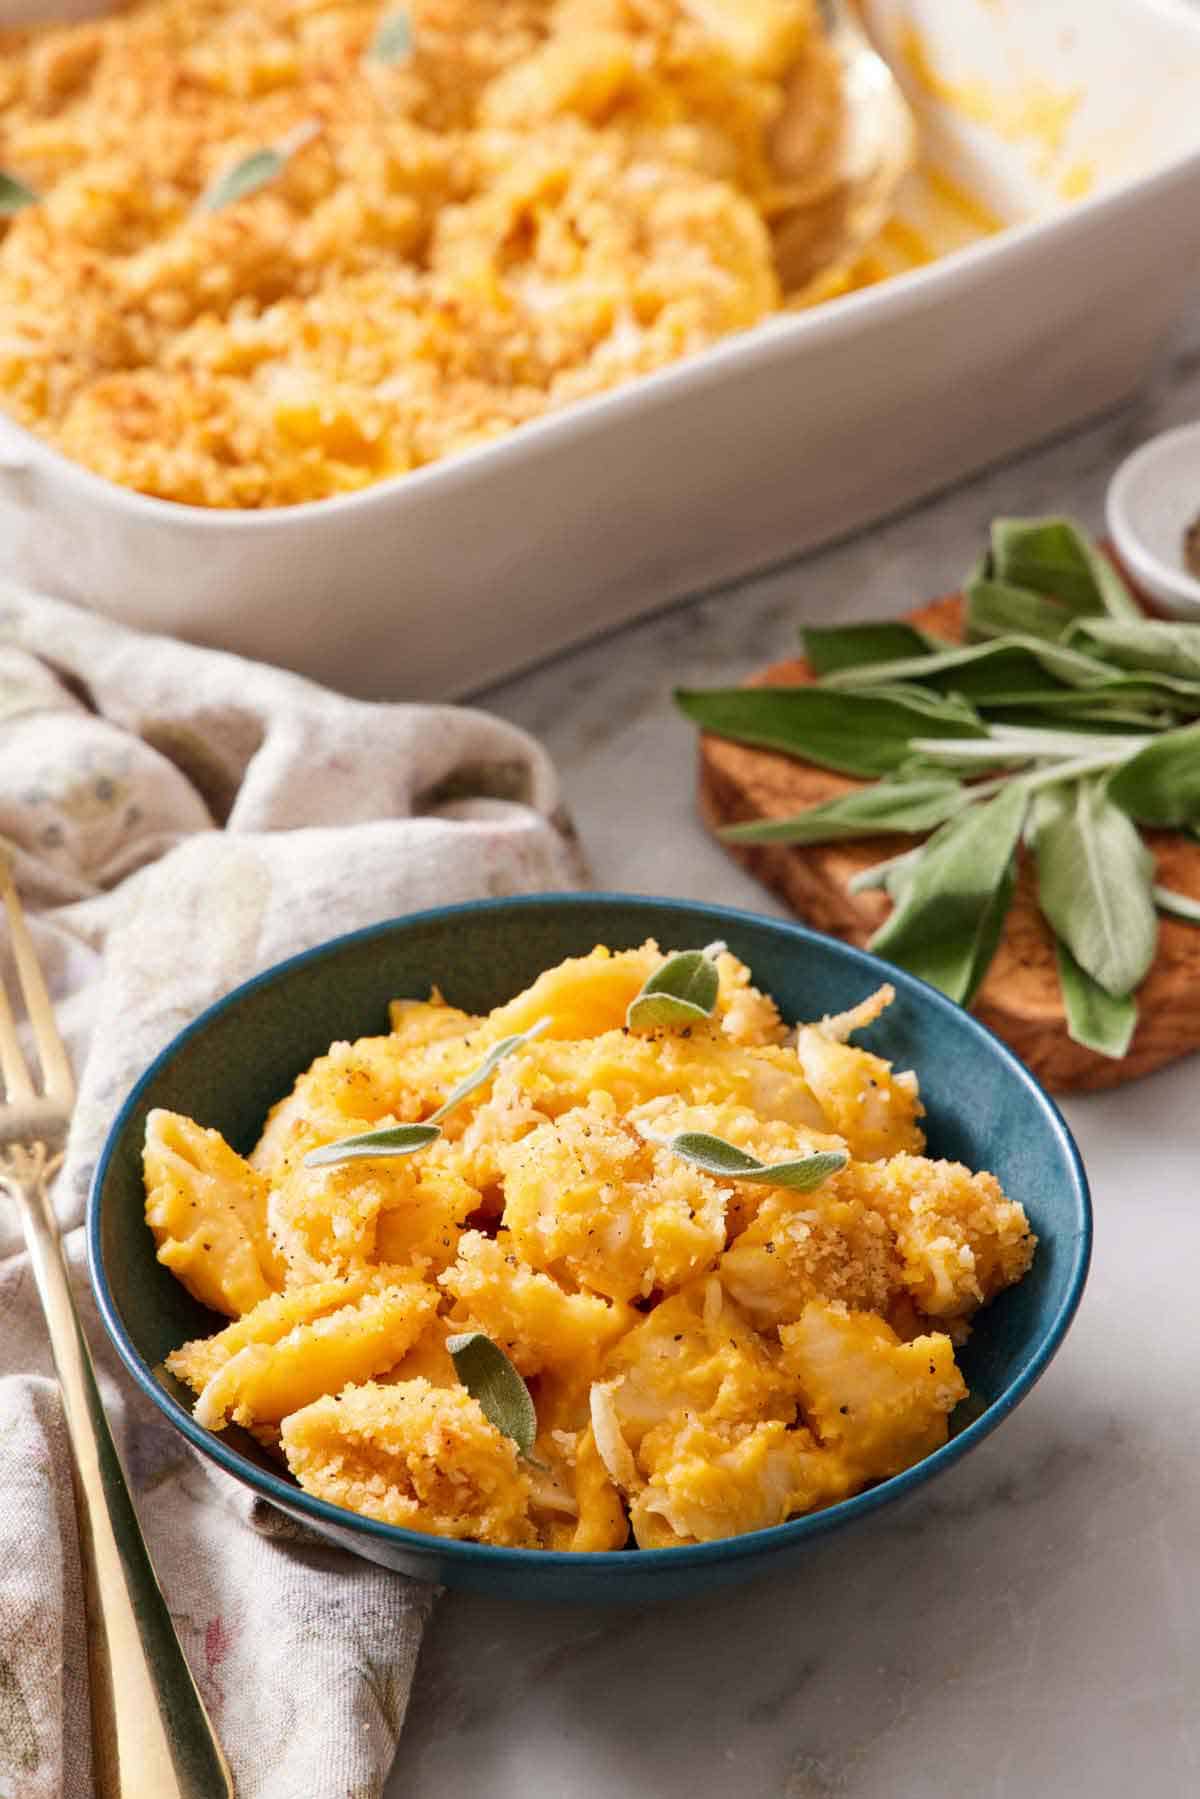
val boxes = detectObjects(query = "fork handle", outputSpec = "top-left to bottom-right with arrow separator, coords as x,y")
8,1152 -> 234,1798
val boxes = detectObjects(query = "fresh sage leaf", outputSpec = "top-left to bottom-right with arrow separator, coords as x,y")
303,1122 -> 440,1168
989,517 -> 1140,620
978,689 -> 1189,730
1106,723 -> 1200,827
719,776 -> 971,846
427,1019 -> 548,1123
1033,780 -> 1157,998
366,8 -> 411,62
0,172 -> 37,217
1055,938 -> 1138,1059
822,635 -> 1125,699
446,1331 -> 538,1459
1069,619 -> 1200,682
674,685 -> 985,779
868,781 -> 1028,1005
627,946 -> 722,1030
802,620 -> 936,676
1154,884 -> 1200,923
966,577 -> 1077,645
199,148 -> 287,212
198,121 -> 319,212
645,1129 -> 849,1190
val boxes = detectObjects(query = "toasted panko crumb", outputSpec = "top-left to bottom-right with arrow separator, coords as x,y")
501,1101 -> 728,1301
172,1268 -> 439,1429
281,1378 -> 536,1546
439,1228 -> 633,1377
719,1182 -> 901,1326
851,1153 -> 1037,1319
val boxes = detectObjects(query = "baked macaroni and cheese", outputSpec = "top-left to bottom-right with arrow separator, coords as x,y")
146,941 -> 1036,1551
0,0 -> 919,508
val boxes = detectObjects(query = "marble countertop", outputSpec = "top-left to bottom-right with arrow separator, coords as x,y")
384,313 -> 1200,1799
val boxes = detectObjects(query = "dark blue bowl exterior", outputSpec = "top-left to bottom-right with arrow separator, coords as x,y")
88,894 -> 1091,1603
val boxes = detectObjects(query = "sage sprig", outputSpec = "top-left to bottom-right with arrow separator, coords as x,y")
426,1018 -> 549,1121
802,620 -> 934,675
1107,723 -> 1200,827
0,172 -> 37,217
303,1122 -> 440,1168
719,776 -> 978,846
626,943 -> 725,1030
447,1332 -> 538,1460
366,8 -> 412,63
1055,940 -> 1138,1059
197,120 -> 320,213
303,1018 -> 547,1167
868,781 -> 1028,1006
678,515 -> 1200,1058
989,516 -> 1141,619
1032,782 -> 1157,999
641,1128 -> 848,1190
675,684 -> 984,779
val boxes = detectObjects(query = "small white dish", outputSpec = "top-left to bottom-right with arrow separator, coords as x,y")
1106,423 -> 1200,618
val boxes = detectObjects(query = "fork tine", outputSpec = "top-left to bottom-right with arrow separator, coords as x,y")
0,863 -> 74,1106
0,965 -> 34,1102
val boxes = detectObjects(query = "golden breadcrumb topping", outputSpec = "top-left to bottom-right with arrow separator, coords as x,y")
148,940 -> 1036,1549
0,0 -> 862,507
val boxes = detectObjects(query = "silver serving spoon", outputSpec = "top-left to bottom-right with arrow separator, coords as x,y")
772,0 -> 917,294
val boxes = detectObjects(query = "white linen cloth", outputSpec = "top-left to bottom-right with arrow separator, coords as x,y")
0,587 -> 586,1799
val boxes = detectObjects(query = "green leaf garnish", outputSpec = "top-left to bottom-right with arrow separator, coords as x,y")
802,620 -> 935,675
1068,619 -> 1200,681
719,776 -> 973,846
427,1018 -> 548,1122
447,1331 -> 538,1459
1107,722 -> 1200,827
0,172 -> 37,217
643,1129 -> 848,1190
821,635 -> 1124,699
868,781 -> 1028,1006
197,121 -> 319,213
989,517 -> 1140,620
626,944 -> 724,1031
966,577 -> 1077,645
303,1123 -> 440,1168
675,685 -> 985,779
1055,939 -> 1138,1059
1033,780 -> 1157,999
366,7 -> 412,62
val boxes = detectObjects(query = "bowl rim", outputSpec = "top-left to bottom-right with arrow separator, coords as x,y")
87,891 -> 1093,1574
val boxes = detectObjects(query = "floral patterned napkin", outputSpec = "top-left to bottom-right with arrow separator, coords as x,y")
0,585 -> 585,1799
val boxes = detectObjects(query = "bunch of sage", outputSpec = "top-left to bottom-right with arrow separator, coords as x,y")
677,517 -> 1200,1058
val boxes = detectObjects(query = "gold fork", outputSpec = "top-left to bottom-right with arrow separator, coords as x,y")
0,862 -> 234,1797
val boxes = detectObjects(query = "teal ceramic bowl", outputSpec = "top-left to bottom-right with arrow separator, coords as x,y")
89,894 -> 1091,1603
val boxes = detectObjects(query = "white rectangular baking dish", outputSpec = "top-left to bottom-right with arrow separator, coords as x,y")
1,0 -> 1199,700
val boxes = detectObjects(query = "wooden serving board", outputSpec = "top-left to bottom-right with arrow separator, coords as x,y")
699,594 -> 1200,1092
